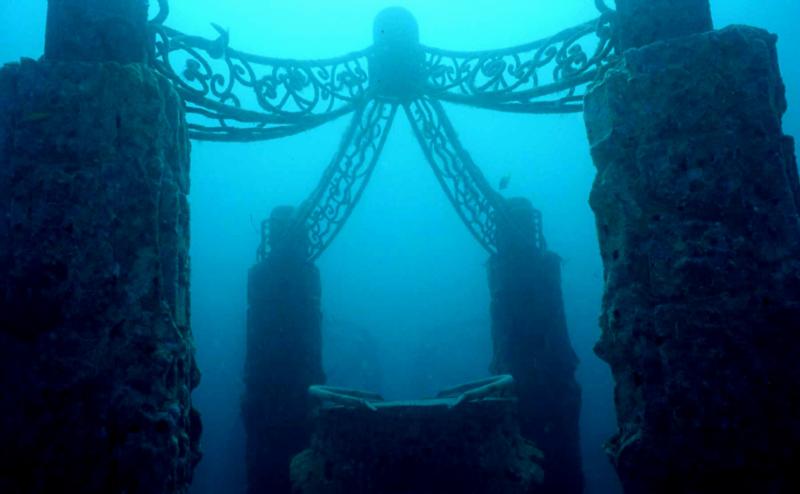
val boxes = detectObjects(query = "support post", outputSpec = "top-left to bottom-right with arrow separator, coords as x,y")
585,16 -> 800,494
488,198 -> 584,494
0,1 -> 200,491
243,207 -> 325,494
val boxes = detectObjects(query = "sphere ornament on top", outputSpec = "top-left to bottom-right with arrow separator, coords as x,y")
370,7 -> 425,101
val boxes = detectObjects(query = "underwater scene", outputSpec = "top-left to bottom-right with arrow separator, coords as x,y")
1,0 -> 799,493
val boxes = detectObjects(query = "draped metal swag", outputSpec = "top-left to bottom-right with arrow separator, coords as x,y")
148,1 -> 617,260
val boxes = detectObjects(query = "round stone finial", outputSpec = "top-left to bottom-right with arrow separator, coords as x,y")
369,7 -> 424,101
373,7 -> 420,47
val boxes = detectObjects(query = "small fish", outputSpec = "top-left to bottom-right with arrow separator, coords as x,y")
20,112 -> 51,123
498,173 -> 511,190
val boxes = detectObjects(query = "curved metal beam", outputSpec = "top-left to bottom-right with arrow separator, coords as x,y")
150,0 -> 170,25
404,96 -> 505,254
150,24 -> 371,140
421,15 -> 615,112
595,0 -> 614,14
295,98 -> 398,261
183,104 -> 351,142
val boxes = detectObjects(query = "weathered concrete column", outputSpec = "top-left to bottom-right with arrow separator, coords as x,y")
0,2 -> 200,491
243,207 -> 325,494
586,19 -> 800,494
614,0 -> 712,50
488,198 -> 584,494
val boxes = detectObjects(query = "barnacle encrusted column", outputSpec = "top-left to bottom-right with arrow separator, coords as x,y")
488,198 -> 584,494
243,207 -> 325,494
586,5 -> 800,492
0,1 -> 200,493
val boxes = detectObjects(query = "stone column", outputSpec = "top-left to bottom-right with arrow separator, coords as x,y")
488,198 -> 584,494
243,207 -> 325,494
0,2 -> 200,492
585,17 -> 800,494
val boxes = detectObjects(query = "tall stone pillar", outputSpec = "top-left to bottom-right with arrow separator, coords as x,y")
585,9 -> 800,493
243,207 -> 325,494
0,1 -> 200,492
488,198 -> 584,494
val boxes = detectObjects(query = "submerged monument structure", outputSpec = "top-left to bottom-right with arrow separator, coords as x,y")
180,6 -> 595,492
585,0 -> 800,492
0,1 -> 200,493
1,0 -> 798,492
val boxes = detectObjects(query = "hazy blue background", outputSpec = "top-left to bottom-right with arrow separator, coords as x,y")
2,1 -> 798,493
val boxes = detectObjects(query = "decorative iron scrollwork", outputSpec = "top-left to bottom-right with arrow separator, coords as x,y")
421,15 -> 616,113
296,99 -> 398,261
154,2 -> 617,259
405,97 -> 503,254
151,24 -> 370,141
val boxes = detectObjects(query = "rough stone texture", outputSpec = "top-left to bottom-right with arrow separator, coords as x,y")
585,26 -> 800,493
0,59 -> 199,493
243,207 -> 325,494
615,0 -> 713,50
291,398 -> 544,494
46,0 -> 151,63
489,198 -> 584,494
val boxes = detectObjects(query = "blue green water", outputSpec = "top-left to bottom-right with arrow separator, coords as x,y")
2,1 -> 798,492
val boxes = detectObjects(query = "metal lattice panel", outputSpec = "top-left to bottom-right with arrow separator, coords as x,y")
297,99 -> 398,261
405,97 -> 503,253
422,15 -> 615,114
151,25 -> 370,141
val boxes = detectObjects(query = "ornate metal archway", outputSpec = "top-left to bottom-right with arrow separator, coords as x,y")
148,0 -> 616,261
